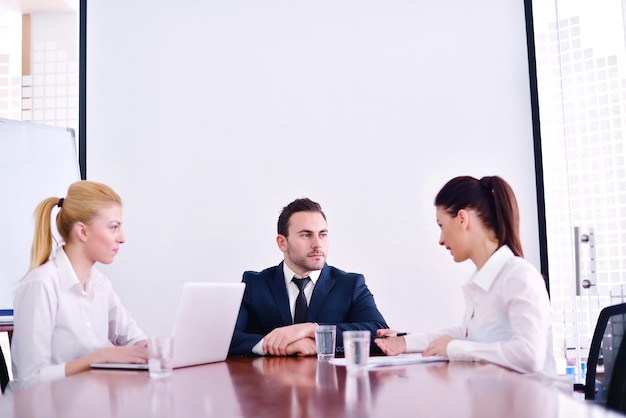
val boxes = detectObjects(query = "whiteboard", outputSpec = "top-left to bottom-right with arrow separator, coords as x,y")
0,119 -> 80,310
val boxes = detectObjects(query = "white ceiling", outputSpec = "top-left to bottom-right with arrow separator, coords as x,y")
0,0 -> 78,14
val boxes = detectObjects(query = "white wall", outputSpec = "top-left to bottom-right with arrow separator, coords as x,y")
86,0 -> 540,336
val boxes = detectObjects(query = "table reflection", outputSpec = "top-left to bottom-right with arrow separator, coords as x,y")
2,362 -> 242,418
421,362 -> 560,418
226,356 -> 409,418
315,360 -> 338,391
0,357 -> 621,418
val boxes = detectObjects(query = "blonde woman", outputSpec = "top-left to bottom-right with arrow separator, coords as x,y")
11,181 -> 147,389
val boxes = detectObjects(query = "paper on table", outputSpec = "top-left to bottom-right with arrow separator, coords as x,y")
330,353 -> 448,368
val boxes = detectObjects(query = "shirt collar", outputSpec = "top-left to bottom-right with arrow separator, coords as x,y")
470,245 -> 515,290
54,246 -> 97,293
282,262 -> 321,288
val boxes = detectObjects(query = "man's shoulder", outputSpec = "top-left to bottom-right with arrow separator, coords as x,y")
241,264 -> 366,282
323,265 -> 365,281
242,264 -> 281,280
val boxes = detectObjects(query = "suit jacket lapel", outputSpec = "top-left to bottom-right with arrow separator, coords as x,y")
269,262 -> 293,324
307,264 -> 336,320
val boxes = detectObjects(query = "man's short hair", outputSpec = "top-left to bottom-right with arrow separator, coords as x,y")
277,198 -> 326,237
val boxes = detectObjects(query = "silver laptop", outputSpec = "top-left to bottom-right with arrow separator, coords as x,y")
92,282 -> 245,370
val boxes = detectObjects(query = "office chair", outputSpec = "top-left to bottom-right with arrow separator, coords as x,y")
0,345 -> 9,393
605,332 -> 626,413
584,302 -> 626,410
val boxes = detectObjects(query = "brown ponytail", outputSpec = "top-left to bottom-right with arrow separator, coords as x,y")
434,175 -> 524,257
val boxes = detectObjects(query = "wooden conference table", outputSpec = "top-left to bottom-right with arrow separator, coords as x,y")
0,356 -> 622,418
0,324 -> 13,343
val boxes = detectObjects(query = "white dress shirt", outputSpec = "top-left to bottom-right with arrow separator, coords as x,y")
251,264 -> 321,355
405,245 -> 556,375
11,247 -> 145,388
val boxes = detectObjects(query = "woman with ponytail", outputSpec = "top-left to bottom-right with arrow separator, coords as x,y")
376,175 -> 556,375
11,181 -> 147,389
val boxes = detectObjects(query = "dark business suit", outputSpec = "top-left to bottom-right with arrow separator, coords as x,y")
228,262 -> 388,356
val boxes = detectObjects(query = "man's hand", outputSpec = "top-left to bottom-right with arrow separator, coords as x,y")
263,323 -> 317,356
374,329 -> 406,356
423,335 -> 454,357
285,338 -> 317,356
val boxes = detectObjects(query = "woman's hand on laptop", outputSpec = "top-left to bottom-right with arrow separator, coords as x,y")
65,345 -> 148,377
94,345 -> 148,364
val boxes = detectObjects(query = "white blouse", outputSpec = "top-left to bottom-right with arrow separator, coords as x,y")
405,246 -> 556,375
11,247 -> 145,388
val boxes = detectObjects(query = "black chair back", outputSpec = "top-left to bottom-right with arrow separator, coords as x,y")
585,302 -> 626,404
606,333 -> 626,413
0,345 -> 9,393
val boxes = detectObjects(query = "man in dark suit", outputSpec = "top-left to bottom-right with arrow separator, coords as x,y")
229,198 -> 388,357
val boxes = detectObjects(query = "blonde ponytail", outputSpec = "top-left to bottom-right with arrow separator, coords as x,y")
29,197 -> 62,270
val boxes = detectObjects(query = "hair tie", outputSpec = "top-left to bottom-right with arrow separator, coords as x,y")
57,198 -> 64,208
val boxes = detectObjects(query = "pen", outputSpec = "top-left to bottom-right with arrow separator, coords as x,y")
377,332 -> 408,338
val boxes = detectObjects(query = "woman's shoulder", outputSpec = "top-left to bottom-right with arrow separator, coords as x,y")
19,260 -> 59,286
503,255 -> 541,275
14,260 -> 61,303
500,256 -> 549,293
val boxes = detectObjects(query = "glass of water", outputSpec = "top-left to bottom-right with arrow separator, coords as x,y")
147,336 -> 174,379
315,324 -> 337,360
342,330 -> 370,371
